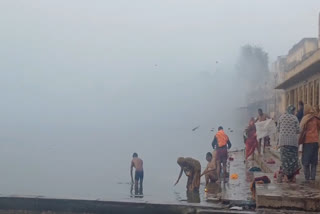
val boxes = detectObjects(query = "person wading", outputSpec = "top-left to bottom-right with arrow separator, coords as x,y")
299,104 -> 320,181
277,105 -> 300,183
174,157 -> 201,192
130,153 -> 144,194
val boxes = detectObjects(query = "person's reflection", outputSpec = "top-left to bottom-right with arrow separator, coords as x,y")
204,183 -> 222,199
186,190 -> 200,203
130,183 -> 143,198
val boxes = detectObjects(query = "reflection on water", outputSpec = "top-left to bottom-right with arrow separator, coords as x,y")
130,184 -> 143,198
0,124 -> 243,205
186,191 -> 200,203
205,183 -> 222,201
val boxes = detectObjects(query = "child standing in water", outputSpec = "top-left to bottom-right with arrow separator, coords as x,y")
130,153 -> 144,193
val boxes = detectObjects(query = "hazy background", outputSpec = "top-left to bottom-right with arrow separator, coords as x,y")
0,0 -> 320,203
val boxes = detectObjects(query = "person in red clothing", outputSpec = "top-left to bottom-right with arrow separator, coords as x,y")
299,104 -> 320,181
212,126 -> 232,183
244,118 -> 258,161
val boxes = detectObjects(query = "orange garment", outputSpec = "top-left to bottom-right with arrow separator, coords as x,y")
216,130 -> 229,147
304,117 -> 320,143
300,104 -> 320,144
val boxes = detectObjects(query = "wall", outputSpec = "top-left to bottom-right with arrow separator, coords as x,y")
285,73 -> 320,111
285,38 -> 318,78
272,57 -> 287,118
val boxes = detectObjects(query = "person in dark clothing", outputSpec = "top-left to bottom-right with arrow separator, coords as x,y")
296,101 -> 304,123
212,126 -> 232,183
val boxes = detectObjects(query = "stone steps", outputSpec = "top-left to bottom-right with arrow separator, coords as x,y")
253,149 -> 280,174
253,146 -> 320,212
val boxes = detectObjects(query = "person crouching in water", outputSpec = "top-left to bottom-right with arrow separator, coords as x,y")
174,157 -> 201,192
212,126 -> 232,183
201,152 -> 218,185
130,153 -> 144,193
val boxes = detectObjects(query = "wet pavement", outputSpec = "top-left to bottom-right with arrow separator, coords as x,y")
253,145 -> 320,212
207,151 -> 254,203
256,181 -> 320,211
204,150 -> 261,211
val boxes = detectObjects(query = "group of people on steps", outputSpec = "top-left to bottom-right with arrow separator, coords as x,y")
244,102 -> 319,183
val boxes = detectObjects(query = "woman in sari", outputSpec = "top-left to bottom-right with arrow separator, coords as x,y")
299,104 -> 320,181
244,118 -> 258,161
175,157 -> 201,192
277,105 -> 300,182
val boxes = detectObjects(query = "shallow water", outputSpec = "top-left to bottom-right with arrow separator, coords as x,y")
0,71 -> 246,204
0,125 -> 243,205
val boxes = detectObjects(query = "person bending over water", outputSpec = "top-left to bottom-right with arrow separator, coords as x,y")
130,153 -> 144,193
174,157 -> 201,192
201,152 -> 218,185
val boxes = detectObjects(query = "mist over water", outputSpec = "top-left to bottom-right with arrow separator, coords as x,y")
1,0 -> 320,204
0,68 -> 243,202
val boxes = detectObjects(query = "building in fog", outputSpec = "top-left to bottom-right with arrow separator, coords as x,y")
275,14 -> 320,113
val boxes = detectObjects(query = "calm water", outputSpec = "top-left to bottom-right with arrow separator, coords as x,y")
0,124 -> 243,204
0,71 -> 246,204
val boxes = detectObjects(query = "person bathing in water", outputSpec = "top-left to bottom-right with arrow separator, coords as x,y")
201,152 -> 218,185
130,153 -> 144,193
174,157 -> 201,192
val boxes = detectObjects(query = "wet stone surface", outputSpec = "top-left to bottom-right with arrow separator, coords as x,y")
205,151 -> 257,208
254,147 -> 320,212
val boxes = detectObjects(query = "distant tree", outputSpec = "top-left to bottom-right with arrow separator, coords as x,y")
236,45 -> 272,105
236,44 -> 269,84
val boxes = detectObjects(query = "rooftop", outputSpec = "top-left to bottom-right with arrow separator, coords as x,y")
275,48 -> 320,90
288,38 -> 318,55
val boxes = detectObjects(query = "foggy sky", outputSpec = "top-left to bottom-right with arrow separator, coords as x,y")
0,0 -> 320,199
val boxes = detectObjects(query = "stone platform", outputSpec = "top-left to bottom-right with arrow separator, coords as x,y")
253,146 -> 320,212
0,196 -> 256,214
256,181 -> 320,211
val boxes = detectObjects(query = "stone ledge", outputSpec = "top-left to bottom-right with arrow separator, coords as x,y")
0,196 -> 255,214
256,183 -> 320,211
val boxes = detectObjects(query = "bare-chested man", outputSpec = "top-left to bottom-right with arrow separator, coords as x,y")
201,152 -> 218,185
130,153 -> 143,193
174,157 -> 201,192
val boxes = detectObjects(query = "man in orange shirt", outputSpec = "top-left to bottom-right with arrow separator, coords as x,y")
300,104 -> 320,181
212,126 -> 232,183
